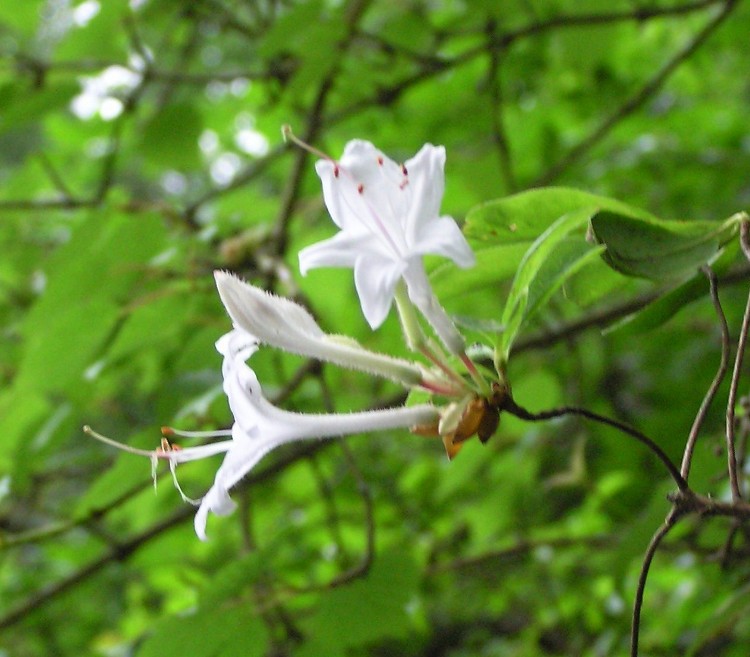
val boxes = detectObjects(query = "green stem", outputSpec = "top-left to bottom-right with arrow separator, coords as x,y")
394,280 -> 426,352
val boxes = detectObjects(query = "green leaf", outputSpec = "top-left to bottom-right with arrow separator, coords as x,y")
429,242 -> 528,300
465,186 -> 656,245
296,550 -> 420,657
140,103 -> 203,169
0,1 -> 43,35
198,552 -> 265,610
14,297 -> 119,395
0,389 -> 50,470
54,1 -> 129,60
590,211 -> 742,280
500,207 -> 596,361
605,238 -> 741,336
136,605 -> 267,657
0,82 -> 80,136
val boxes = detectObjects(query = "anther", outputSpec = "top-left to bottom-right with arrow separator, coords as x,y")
377,156 -> 384,166
401,164 -> 408,176
334,165 -> 340,178
357,183 -> 364,194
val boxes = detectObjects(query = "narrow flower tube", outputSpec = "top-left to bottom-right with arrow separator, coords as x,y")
214,270 -> 424,387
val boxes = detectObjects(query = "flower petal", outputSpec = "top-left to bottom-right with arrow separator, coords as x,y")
193,429 -> 281,540
298,230 -> 369,274
403,143 -> 446,241
354,254 -> 405,328
413,215 -> 476,268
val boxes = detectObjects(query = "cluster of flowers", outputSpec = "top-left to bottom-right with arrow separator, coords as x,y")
89,135 -> 499,539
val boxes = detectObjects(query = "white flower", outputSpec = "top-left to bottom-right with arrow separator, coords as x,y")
88,328 -> 439,540
298,140 -> 475,348
193,328 -> 437,538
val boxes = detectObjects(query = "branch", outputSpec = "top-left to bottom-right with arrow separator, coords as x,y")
680,266 -> 730,480
485,20 -> 517,193
427,534 -> 610,575
0,505 -> 192,631
504,397 -> 689,491
631,512 -> 679,657
533,0 -> 737,185
725,221 -> 750,501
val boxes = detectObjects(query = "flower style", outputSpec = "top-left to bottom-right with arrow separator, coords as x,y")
297,140 -> 475,353
88,327 -> 439,540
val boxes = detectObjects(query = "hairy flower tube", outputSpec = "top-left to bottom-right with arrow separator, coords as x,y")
297,139 -> 476,356
88,328 -> 439,539
215,270 -> 435,389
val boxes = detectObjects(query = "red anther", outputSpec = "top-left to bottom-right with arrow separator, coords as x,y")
357,183 -> 364,194
377,156 -> 384,166
333,165 -> 340,178
161,426 -> 174,437
401,164 -> 408,176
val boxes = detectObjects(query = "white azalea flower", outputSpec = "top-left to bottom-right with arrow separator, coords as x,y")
87,328 -> 439,540
198,329 -> 437,538
298,140 -> 475,353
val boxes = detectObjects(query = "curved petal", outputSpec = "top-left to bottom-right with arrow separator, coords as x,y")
193,433 -> 271,540
316,141 -> 383,232
353,254 -> 405,328
299,230 -> 374,274
413,215 -> 476,268
403,144 -> 446,242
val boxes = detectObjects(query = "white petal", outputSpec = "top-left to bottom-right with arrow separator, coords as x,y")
403,144 -> 446,242
193,431 -> 281,540
298,231 -> 365,274
354,255 -> 405,328
413,215 -> 476,268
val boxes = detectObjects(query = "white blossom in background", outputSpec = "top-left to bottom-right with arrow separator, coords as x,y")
298,140 -> 475,353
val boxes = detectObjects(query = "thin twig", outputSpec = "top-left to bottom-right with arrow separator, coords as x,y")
325,442 -> 376,588
504,397 -> 688,491
317,365 -> 375,588
533,0 -> 737,185
630,511 -> 679,657
681,266 -> 730,479
268,0 -> 372,260
486,20 -> 517,193
725,221 -> 750,501
428,534 -> 610,575
0,505 -> 192,631
496,0 -> 725,46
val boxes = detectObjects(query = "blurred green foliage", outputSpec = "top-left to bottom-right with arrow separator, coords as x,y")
1,1 -> 750,656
